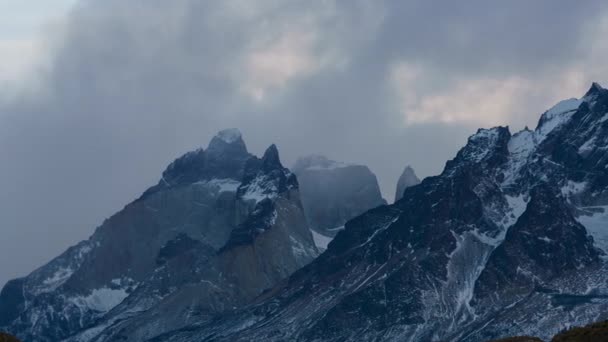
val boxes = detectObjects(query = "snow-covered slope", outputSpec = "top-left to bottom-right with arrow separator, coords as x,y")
5,83 -> 608,342
0,129 -> 317,342
148,83 -> 608,342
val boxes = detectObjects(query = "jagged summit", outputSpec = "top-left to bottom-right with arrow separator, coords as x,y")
0,129 -> 316,342
139,129 -> 251,199
237,143 -> 298,205
261,144 -> 281,169
584,81 -> 606,98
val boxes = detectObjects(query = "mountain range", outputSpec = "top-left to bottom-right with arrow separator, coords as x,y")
3,84 -> 608,341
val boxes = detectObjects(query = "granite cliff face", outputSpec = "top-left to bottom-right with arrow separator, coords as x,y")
0,129 -> 317,342
394,165 -> 420,202
149,84 -> 608,342
293,155 -> 386,243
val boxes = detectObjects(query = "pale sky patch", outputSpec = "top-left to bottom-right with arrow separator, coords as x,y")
242,30 -> 319,102
0,0 -> 75,95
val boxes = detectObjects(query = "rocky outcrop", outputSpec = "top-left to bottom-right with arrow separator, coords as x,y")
394,165 -> 420,202
292,155 -> 386,239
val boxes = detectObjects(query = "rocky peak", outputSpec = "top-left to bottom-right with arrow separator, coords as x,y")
394,165 -> 420,202
0,129 -> 316,342
584,82 -> 606,98
140,129 -> 252,199
261,144 -> 282,171
444,126 -> 510,174
237,144 -> 298,205
206,128 -> 248,158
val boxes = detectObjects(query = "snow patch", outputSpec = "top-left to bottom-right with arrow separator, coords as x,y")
503,194 -> 528,229
42,267 -> 74,291
70,287 -> 129,313
239,175 -> 278,204
445,230 -> 496,322
578,137 -> 597,155
545,98 -> 582,118
195,178 -> 241,193
310,229 -> 333,251
507,129 -> 535,155
36,243 -> 93,295
503,130 -> 536,186
576,206 -> 608,253
536,98 -> 581,141
561,181 -> 587,196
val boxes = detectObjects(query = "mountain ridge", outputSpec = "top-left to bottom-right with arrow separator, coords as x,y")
0,129 -> 317,342
145,83 -> 608,342
3,84 -> 608,341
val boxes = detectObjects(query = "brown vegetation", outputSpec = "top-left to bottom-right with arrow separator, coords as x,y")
488,320 -> 608,342
0,332 -> 20,342
489,337 -> 543,342
552,320 -> 608,342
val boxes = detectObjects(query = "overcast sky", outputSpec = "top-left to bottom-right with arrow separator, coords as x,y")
1,0 -> 608,286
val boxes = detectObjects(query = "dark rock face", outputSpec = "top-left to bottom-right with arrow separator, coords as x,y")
475,184 -> 600,298
0,129 -> 316,342
5,83 -> 608,342
293,155 -> 386,238
0,280 -> 25,327
146,84 -> 608,342
394,165 -> 420,202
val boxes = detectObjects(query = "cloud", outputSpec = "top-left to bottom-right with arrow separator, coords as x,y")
1,0 -> 608,286
389,63 -> 590,127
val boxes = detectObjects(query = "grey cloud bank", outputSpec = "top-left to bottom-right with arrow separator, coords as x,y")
1,0 -> 608,286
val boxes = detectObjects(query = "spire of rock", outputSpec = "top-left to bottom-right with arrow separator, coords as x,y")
394,165 -> 420,202
584,82 -> 605,98
261,144 -> 282,170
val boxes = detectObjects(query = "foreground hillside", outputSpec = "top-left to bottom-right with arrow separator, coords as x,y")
492,320 -> 608,341
0,332 -> 20,342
